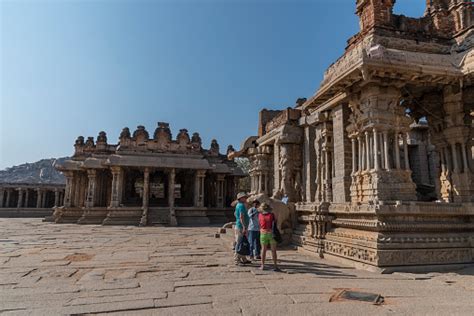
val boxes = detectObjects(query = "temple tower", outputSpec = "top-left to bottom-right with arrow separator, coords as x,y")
425,0 -> 473,35
356,0 -> 396,33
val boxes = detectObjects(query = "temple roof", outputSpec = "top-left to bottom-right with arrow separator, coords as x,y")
72,122 -> 227,159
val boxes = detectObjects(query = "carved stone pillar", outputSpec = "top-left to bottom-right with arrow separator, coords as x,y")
369,131 -> 374,169
394,132 -> 401,169
140,168 -> 150,226
142,168 -> 150,208
168,168 -> 177,226
194,170 -> 206,207
280,143 -> 294,200
312,202 -> 331,257
351,138 -> 357,174
248,154 -> 257,195
378,132 -> 384,169
264,172 -> 271,196
85,169 -> 98,208
314,117 -> 332,203
461,142 -> 469,173
54,189 -> 60,207
0,189 -> 4,208
450,142 -> 460,174
273,143 -> 280,196
216,174 -> 225,208
383,131 -> 390,170
5,189 -> 11,208
194,171 -> 200,207
249,145 -> 273,196
373,129 -> 380,171
323,149 -> 332,202
24,189 -> 29,208
41,191 -> 47,208
350,134 -> 363,203
440,147 -> 447,173
17,188 -> 24,208
109,167 -> 123,208
63,172 -> 75,208
73,176 -> 81,208
361,139 -> 366,171
403,133 -> 410,170
257,173 -> 262,194
303,125 -> 316,202
36,189 -> 43,208
332,104 -> 352,203
60,191 -> 64,206
365,131 -> 370,171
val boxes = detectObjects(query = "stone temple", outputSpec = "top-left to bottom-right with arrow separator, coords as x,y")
53,123 -> 244,226
231,0 -> 474,271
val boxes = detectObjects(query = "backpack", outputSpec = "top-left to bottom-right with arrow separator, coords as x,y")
272,222 -> 283,244
236,235 -> 251,256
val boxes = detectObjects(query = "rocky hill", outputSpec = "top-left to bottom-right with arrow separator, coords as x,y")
0,158 -> 67,185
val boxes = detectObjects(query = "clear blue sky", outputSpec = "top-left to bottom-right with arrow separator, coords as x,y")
0,0 -> 425,170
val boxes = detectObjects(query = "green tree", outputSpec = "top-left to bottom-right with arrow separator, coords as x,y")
235,158 -> 250,192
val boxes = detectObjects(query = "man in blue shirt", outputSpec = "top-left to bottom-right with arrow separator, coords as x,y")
234,192 -> 251,265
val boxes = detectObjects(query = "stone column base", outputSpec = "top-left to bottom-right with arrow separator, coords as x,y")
357,170 -> 417,202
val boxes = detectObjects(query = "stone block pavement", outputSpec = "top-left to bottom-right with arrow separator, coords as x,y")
0,219 -> 473,315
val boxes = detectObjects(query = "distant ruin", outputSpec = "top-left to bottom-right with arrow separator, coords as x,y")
0,159 -> 66,217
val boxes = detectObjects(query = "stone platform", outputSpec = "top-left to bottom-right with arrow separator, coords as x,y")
1,219 -> 473,315
0,208 -> 53,218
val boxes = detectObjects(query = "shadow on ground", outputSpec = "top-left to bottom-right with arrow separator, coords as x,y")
275,258 -> 358,278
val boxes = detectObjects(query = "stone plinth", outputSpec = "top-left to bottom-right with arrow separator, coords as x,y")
317,202 -> 474,272
77,207 -> 109,225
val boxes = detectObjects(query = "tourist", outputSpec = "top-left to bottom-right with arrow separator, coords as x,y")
258,203 -> 280,271
234,192 -> 251,265
247,199 -> 261,260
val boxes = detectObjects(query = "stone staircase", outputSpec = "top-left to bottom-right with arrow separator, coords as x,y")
102,207 -> 143,226
147,208 -> 170,226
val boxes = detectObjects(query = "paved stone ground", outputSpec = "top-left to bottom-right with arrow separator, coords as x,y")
0,219 -> 473,316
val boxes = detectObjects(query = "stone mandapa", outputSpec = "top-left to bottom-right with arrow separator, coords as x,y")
229,0 -> 474,272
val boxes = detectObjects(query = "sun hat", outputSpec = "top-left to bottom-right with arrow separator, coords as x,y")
258,202 -> 272,213
236,192 -> 249,200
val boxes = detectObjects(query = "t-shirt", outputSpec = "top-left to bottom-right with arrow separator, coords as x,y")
258,212 -> 275,231
247,207 -> 260,231
234,202 -> 249,230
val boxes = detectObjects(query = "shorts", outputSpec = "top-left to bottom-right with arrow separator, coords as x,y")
260,232 -> 276,246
